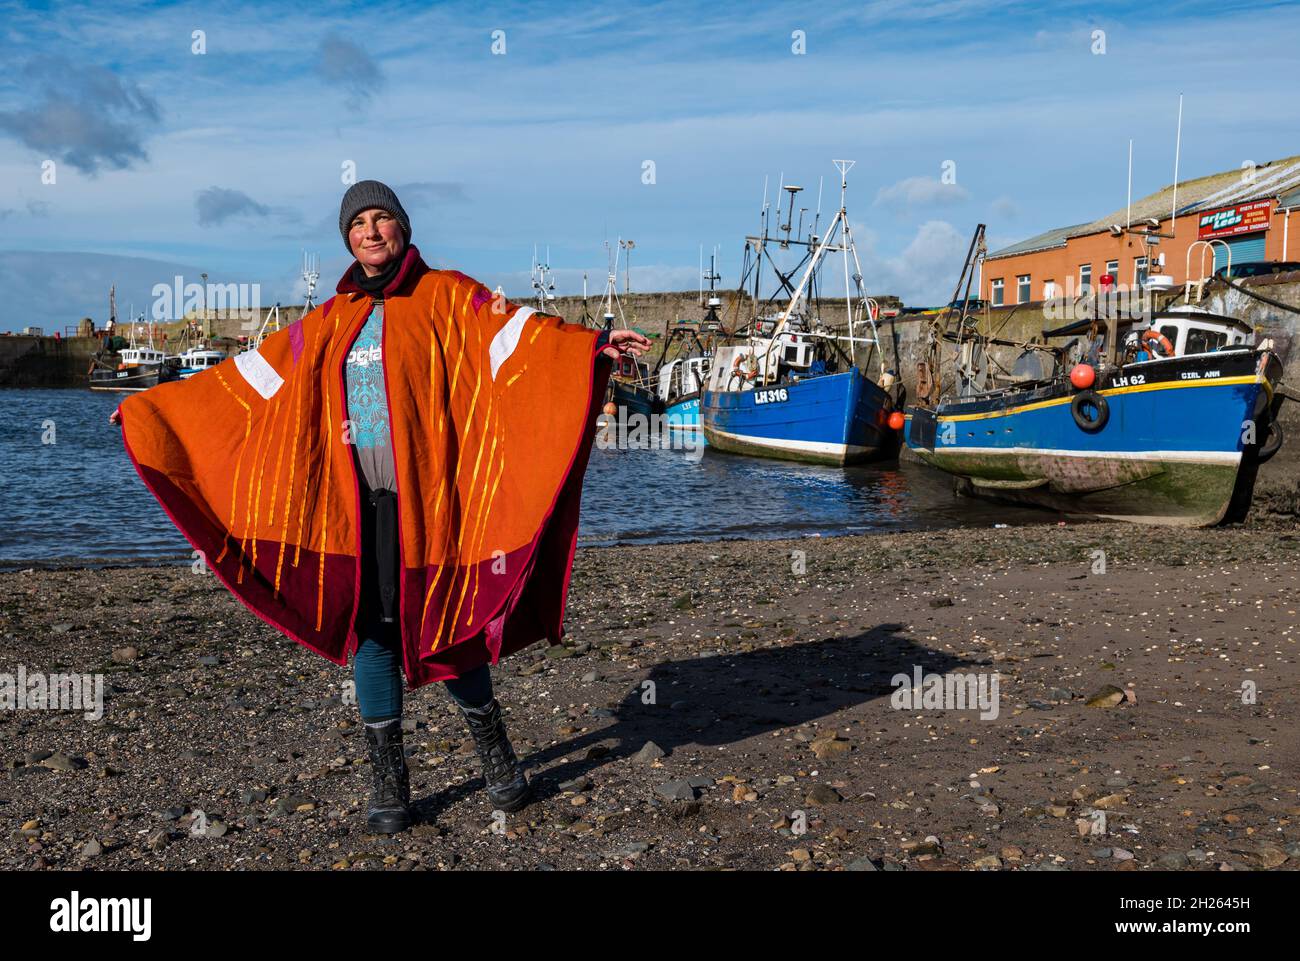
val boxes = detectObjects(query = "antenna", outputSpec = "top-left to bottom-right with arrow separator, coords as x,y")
1171,93 -> 1183,238
761,174 -> 771,238
620,238 -> 635,295
699,243 -> 722,307
832,159 -> 855,207
301,251 -> 320,311
1126,139 -> 1133,229
780,183 -> 803,247
812,174 -> 825,241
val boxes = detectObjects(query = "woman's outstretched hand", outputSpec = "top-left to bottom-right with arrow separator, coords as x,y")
109,407 -> 122,426
600,329 -> 652,362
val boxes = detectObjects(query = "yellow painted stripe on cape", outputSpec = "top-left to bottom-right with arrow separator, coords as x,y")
920,374 -> 1262,423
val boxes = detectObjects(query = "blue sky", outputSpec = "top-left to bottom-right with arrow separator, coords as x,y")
1,0 -> 1297,329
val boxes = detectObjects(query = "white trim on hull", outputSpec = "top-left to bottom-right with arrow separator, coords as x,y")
706,424 -> 870,459
914,445 -> 1242,467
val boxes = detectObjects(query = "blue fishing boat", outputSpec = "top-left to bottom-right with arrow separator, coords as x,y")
906,296 -> 1286,526
699,161 -> 899,465
611,309 -> 715,443
658,250 -> 725,446
664,389 -> 702,444
702,355 -> 892,464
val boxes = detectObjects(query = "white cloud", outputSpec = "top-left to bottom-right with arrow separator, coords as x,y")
874,176 -> 970,209
854,220 -> 971,306
989,195 -> 1020,220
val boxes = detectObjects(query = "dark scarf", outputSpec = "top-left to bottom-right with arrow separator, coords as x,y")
350,254 -> 404,299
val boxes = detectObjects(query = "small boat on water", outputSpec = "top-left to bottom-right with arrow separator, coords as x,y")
904,229 -> 1288,526
173,344 -> 228,378
593,236 -> 662,416
700,161 -> 898,466
660,350 -> 710,445
610,251 -> 720,441
88,315 -> 181,392
624,321 -> 714,445
656,249 -> 726,445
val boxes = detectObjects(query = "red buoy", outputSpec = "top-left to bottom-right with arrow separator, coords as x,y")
602,401 -> 617,416
888,411 -> 906,431
1070,364 -> 1095,390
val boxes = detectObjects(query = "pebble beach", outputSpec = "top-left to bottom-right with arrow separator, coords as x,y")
4,502 -> 1300,872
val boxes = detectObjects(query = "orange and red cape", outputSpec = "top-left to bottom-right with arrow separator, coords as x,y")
119,247 -> 611,687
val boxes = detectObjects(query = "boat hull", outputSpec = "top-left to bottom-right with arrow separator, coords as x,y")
664,392 -> 706,446
88,364 -> 179,392
610,378 -> 661,419
905,350 -> 1282,526
701,368 -> 893,466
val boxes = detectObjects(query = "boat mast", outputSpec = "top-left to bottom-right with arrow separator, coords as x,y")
302,251 -> 320,312
601,239 -> 627,330
757,160 -> 873,377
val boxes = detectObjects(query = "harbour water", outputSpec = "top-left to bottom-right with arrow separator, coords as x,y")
0,389 -> 1063,569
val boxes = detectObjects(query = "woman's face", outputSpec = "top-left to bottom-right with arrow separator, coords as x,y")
348,208 -> 406,274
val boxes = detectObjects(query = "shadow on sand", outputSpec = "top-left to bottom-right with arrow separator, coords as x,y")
461,622 -> 983,808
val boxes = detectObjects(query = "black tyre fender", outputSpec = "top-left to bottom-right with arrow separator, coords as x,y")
1258,418 -> 1284,463
1071,389 -> 1109,432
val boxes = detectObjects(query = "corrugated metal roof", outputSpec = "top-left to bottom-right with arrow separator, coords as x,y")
1178,158 -> 1300,214
1275,186 -> 1300,209
987,223 -> 1089,259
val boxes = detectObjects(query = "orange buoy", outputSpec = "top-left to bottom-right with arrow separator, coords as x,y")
1141,329 -> 1175,358
887,411 -> 906,431
1069,363 -> 1095,390
602,401 -> 617,416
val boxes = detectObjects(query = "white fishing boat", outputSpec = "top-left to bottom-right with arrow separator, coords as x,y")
88,311 -> 180,392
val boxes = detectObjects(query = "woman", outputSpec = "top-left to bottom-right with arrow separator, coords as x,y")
112,180 -> 650,835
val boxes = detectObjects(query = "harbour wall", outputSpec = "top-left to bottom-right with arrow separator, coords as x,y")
0,335 -> 102,389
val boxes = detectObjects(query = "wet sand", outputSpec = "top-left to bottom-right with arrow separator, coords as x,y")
2,517 -> 1299,871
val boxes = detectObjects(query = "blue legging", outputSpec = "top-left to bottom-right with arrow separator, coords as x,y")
353,624 -> 493,722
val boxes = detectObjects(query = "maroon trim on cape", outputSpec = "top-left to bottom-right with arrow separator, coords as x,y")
120,417 -> 356,665
288,319 -> 306,364
398,343 -> 613,687
335,245 -> 426,298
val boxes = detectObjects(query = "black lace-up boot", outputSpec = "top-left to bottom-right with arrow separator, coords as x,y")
362,718 -> 412,833
459,698 -> 532,812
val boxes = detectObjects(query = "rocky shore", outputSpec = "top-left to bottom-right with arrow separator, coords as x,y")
3,517 -> 1299,871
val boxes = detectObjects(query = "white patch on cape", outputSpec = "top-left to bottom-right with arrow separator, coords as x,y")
489,306 -> 536,380
233,347 -> 284,399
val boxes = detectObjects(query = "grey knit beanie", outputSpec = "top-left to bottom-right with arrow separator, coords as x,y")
339,180 -> 411,253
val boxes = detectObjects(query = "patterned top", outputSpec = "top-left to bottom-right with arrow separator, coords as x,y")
344,309 -> 612,495
344,304 -> 396,493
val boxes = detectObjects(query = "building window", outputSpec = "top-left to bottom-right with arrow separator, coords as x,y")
1043,279 -> 1057,300
990,278 -> 1004,306
1105,260 -> 1119,285
1079,264 -> 1092,294
1135,257 -> 1149,287
1017,275 -> 1031,304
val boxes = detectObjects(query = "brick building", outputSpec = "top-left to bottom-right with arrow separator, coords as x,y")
982,154 -> 1300,306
